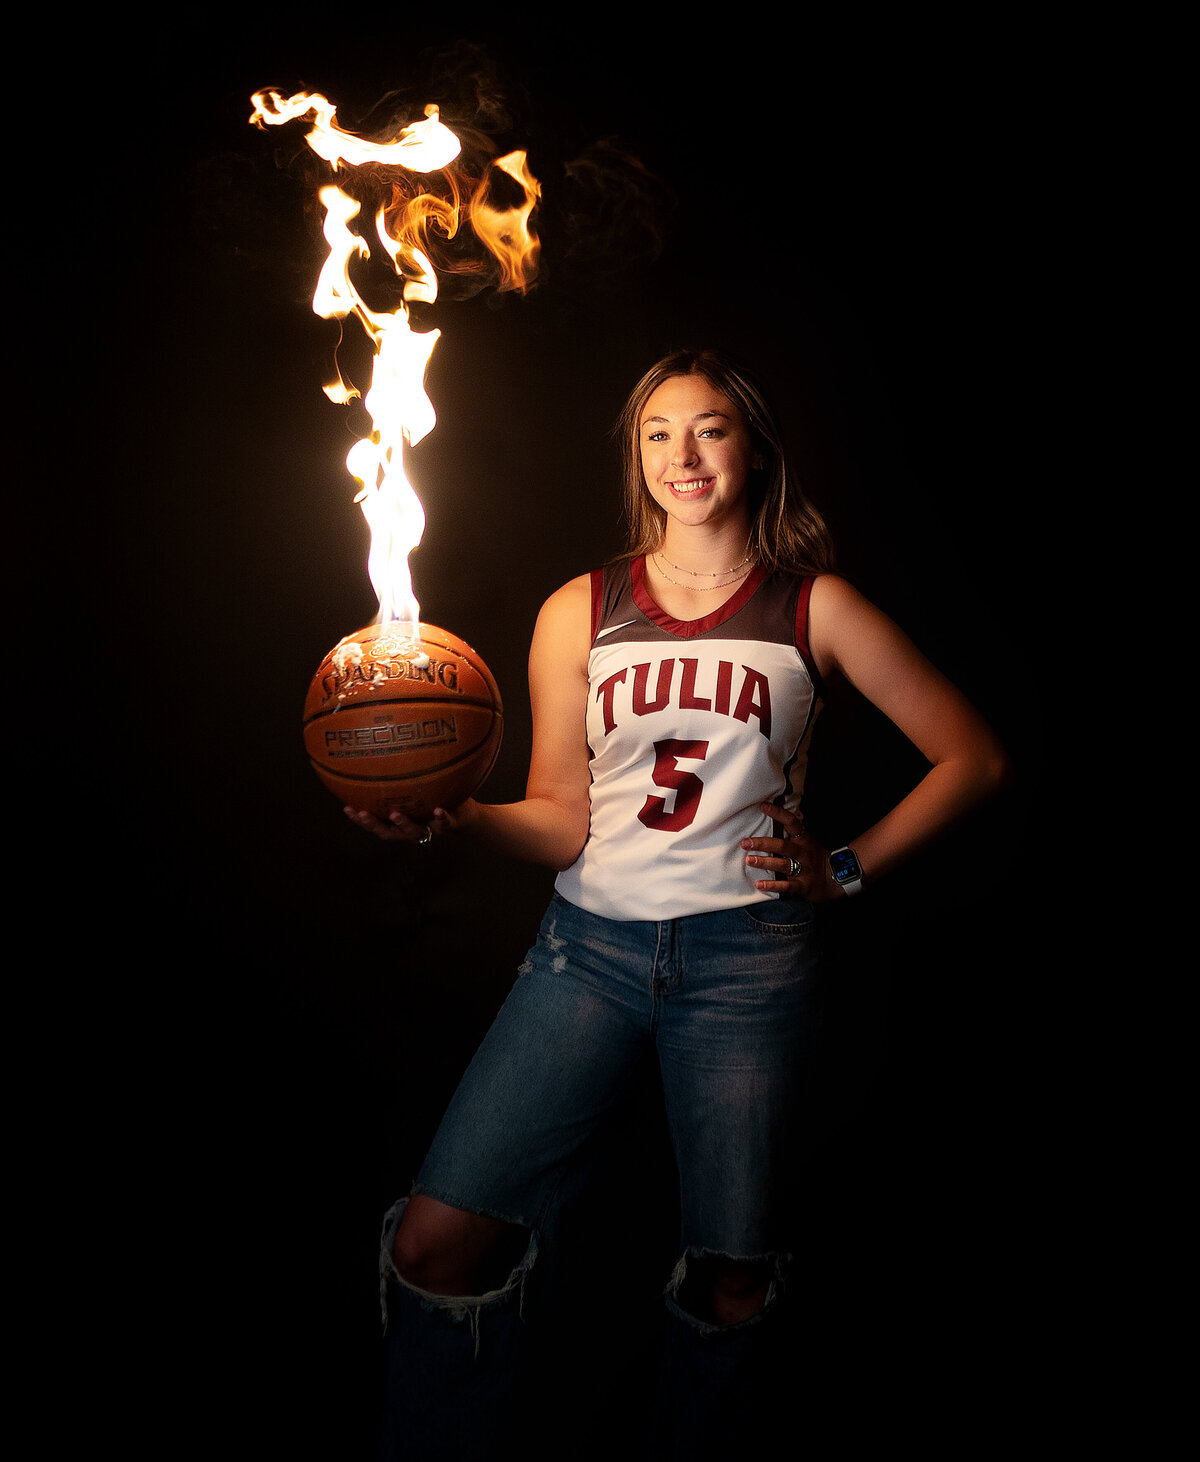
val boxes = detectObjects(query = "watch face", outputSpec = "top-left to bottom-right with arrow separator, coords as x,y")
830,849 -> 862,883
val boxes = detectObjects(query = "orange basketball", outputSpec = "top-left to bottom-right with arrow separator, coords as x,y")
302,621 -> 503,821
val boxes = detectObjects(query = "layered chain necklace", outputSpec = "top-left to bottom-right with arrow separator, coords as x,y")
651,548 -> 756,591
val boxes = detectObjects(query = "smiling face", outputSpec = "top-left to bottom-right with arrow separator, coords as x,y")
638,373 -> 762,537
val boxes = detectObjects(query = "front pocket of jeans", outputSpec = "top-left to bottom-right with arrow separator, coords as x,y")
737,900 -> 814,936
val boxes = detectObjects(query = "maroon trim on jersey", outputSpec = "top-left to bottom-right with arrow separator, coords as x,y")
793,575 -> 825,696
589,568 -> 604,645
630,554 -> 769,639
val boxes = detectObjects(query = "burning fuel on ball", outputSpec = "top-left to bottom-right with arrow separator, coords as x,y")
250,87 -> 540,815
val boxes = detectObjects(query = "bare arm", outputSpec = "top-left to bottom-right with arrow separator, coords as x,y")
346,574 -> 594,870
451,575 -> 593,868
744,574 -> 1012,898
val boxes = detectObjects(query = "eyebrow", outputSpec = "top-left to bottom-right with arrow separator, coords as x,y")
640,409 -> 733,427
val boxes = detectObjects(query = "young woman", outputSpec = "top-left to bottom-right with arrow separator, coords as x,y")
350,348 -> 1012,1457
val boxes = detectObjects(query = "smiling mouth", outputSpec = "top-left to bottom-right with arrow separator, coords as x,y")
666,478 -> 715,497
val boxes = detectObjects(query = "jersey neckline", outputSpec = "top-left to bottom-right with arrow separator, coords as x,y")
631,554 -> 769,639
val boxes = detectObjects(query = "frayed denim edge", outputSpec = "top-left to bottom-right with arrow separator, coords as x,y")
664,1247 -> 792,1336
378,1195 -> 539,1358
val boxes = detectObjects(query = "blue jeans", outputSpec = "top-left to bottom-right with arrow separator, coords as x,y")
379,892 -> 821,1457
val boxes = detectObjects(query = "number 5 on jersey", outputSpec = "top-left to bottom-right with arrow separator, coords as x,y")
637,738 -> 710,832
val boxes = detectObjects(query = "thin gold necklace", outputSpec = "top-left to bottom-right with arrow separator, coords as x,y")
651,554 -> 755,590
655,547 -> 755,577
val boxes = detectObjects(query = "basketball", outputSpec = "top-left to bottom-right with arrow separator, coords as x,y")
302,621 -> 503,821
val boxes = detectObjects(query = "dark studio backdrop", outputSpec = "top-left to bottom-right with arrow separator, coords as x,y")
72,11 -> 1055,1456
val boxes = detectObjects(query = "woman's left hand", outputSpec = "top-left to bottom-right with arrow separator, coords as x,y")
742,803 -> 840,902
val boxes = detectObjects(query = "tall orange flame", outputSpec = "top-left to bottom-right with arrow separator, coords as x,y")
250,88 -> 540,632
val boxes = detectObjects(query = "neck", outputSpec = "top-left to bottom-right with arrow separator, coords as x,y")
647,525 -> 758,605
656,521 -> 753,573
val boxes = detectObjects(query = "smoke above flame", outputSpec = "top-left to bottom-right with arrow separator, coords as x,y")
250,88 -> 541,631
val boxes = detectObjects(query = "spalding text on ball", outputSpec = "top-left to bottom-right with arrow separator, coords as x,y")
302,621 -> 503,821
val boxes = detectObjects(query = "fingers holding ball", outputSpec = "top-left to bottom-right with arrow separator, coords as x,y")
344,806 -> 437,844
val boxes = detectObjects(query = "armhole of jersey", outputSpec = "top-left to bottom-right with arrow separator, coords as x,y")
794,575 -> 826,697
589,567 -> 605,646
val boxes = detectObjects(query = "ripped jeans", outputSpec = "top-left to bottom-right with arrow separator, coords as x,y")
378,891 -> 820,1458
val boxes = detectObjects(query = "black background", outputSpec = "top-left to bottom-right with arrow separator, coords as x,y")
65,10 -> 1058,1454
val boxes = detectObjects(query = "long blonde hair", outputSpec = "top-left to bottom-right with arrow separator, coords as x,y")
615,348 -> 836,576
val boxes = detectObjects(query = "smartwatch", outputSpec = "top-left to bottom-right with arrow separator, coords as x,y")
829,846 -> 864,897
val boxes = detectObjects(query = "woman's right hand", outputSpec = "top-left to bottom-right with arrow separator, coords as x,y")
343,803 -> 466,845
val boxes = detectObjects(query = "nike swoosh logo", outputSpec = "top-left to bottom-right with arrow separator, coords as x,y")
595,619 -> 638,639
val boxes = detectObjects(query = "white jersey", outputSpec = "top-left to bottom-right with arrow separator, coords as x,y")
555,557 -> 823,922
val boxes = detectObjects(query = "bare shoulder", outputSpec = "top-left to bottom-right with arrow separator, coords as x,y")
808,572 -> 862,624
808,572 -> 954,697
540,571 -> 594,618
530,571 -> 594,671
807,573 -> 891,680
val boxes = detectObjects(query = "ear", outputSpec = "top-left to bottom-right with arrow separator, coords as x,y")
752,452 -> 765,471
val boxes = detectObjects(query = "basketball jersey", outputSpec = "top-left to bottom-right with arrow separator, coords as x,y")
554,556 -> 823,922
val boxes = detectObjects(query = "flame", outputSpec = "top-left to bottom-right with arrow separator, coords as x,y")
469,150 -> 541,294
250,88 -> 540,632
250,91 -> 462,172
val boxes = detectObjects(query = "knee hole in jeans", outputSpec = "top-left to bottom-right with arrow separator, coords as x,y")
393,1194 -> 529,1297
676,1254 -> 776,1327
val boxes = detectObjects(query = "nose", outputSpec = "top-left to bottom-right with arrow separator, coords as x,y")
671,433 -> 699,468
